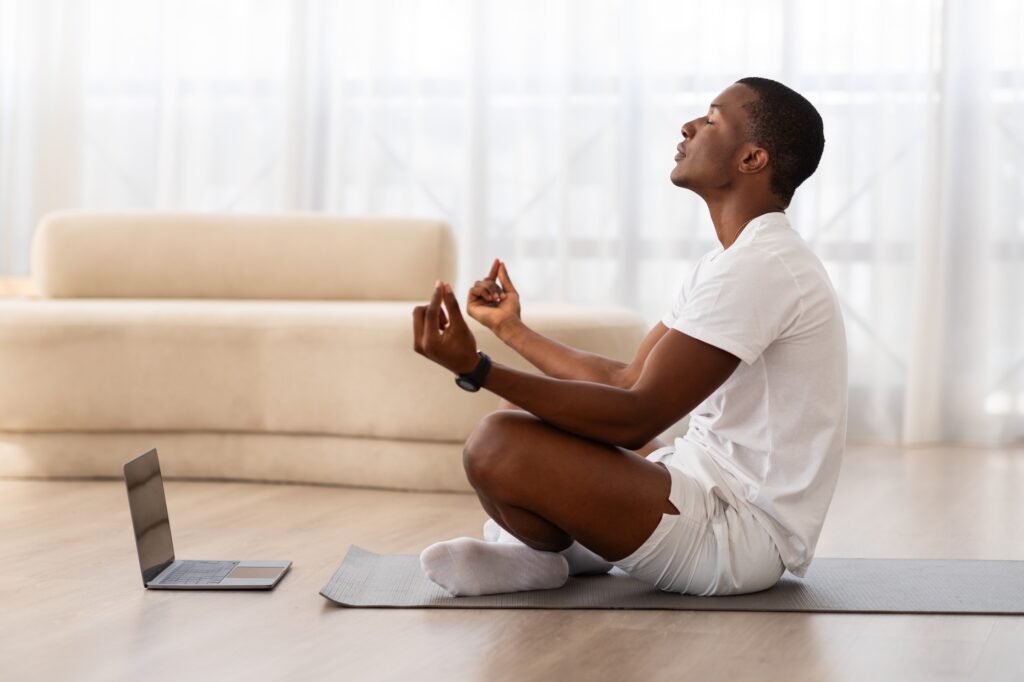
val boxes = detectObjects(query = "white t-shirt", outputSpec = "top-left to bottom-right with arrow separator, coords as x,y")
661,211 -> 848,577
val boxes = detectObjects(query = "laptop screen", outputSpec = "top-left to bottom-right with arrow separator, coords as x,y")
124,449 -> 175,584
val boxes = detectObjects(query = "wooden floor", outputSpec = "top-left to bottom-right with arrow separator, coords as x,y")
3,445 -> 1023,681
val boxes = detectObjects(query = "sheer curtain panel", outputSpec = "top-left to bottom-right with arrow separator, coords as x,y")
1,0 -> 1022,445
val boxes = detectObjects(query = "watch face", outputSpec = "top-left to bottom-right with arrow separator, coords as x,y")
455,376 -> 480,392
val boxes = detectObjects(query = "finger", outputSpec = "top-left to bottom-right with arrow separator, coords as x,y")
469,285 -> 491,302
471,282 -> 499,302
412,306 -> 426,353
423,283 -> 443,347
442,282 -> 465,325
486,258 -> 500,280
438,302 -> 449,330
425,281 -> 443,326
498,261 -> 517,294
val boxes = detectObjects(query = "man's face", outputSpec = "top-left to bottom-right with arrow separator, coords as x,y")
670,83 -> 758,194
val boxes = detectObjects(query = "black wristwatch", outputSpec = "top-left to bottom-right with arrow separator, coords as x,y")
455,351 -> 492,392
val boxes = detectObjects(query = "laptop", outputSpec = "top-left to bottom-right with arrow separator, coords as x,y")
124,448 -> 291,590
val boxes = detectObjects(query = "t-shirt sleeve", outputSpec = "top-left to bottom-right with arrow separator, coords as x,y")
661,286 -> 685,329
667,249 -> 803,365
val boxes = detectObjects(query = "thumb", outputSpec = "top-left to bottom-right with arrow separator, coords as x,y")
497,261 -> 517,294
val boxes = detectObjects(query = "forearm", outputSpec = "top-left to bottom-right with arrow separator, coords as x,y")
481,361 -> 654,449
414,279 -> 730,452
495,318 -> 629,387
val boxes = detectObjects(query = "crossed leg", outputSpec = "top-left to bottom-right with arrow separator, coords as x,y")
463,408 -> 680,563
418,407 -> 681,595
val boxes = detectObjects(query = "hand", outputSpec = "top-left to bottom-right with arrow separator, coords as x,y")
467,258 -> 521,335
413,280 -> 479,375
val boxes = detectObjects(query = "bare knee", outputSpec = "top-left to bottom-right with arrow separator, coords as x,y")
463,411 -> 531,489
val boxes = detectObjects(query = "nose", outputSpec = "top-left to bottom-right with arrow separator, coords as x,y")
681,118 -> 697,140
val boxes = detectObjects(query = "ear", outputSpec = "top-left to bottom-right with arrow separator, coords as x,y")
738,145 -> 769,174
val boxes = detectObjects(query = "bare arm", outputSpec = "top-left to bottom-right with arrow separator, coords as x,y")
496,318 -> 668,389
480,329 -> 737,449
414,282 -> 739,450
467,259 -> 668,389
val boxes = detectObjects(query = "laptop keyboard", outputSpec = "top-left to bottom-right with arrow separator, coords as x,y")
159,561 -> 239,586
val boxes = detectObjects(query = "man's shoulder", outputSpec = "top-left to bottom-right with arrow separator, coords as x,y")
739,225 -> 833,286
705,237 -> 802,286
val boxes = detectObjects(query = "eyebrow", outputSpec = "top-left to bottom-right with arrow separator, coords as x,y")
709,103 -> 722,110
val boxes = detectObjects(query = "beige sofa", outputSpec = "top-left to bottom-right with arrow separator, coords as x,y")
0,212 -> 647,491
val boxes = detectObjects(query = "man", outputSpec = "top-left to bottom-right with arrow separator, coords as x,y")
412,77 -> 847,597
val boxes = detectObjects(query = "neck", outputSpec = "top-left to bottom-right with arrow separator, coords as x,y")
704,195 -> 785,249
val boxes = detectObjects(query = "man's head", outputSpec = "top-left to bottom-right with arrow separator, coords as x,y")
670,77 -> 824,208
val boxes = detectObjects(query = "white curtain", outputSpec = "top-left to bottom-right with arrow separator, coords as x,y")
1,0 -> 1022,445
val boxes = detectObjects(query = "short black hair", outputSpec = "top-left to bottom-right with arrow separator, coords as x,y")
735,77 -> 824,206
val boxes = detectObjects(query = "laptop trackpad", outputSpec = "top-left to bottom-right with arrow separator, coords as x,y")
227,566 -> 283,580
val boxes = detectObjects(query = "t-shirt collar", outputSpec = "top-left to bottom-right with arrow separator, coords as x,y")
709,211 -> 788,260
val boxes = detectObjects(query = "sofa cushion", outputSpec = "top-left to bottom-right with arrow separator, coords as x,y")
31,212 -> 456,300
0,300 -> 645,442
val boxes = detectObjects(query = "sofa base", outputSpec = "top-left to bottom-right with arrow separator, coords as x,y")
0,432 -> 474,493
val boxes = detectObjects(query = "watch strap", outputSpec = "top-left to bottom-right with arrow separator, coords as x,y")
455,351 -> 492,391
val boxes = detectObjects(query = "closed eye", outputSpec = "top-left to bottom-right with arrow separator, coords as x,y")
705,117 -> 713,125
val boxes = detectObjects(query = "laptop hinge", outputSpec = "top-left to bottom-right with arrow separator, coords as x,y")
144,559 -> 176,586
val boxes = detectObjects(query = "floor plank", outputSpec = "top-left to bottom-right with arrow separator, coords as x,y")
2,445 -> 1023,681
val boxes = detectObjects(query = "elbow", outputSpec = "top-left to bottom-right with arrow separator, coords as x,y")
626,434 -> 659,452
607,394 -> 661,450
618,407 -> 679,451
620,436 -> 651,452
610,365 -> 637,390
617,424 -> 661,452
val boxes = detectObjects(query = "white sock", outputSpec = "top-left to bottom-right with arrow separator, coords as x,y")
419,537 -> 569,597
482,517 -> 508,543
482,518 -> 613,576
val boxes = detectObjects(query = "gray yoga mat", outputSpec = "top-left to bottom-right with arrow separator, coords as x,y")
320,545 -> 1024,615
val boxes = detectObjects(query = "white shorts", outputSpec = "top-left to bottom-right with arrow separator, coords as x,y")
611,446 -> 785,596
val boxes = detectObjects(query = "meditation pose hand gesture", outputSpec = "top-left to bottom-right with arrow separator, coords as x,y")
412,281 -> 479,376
466,258 -> 521,335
